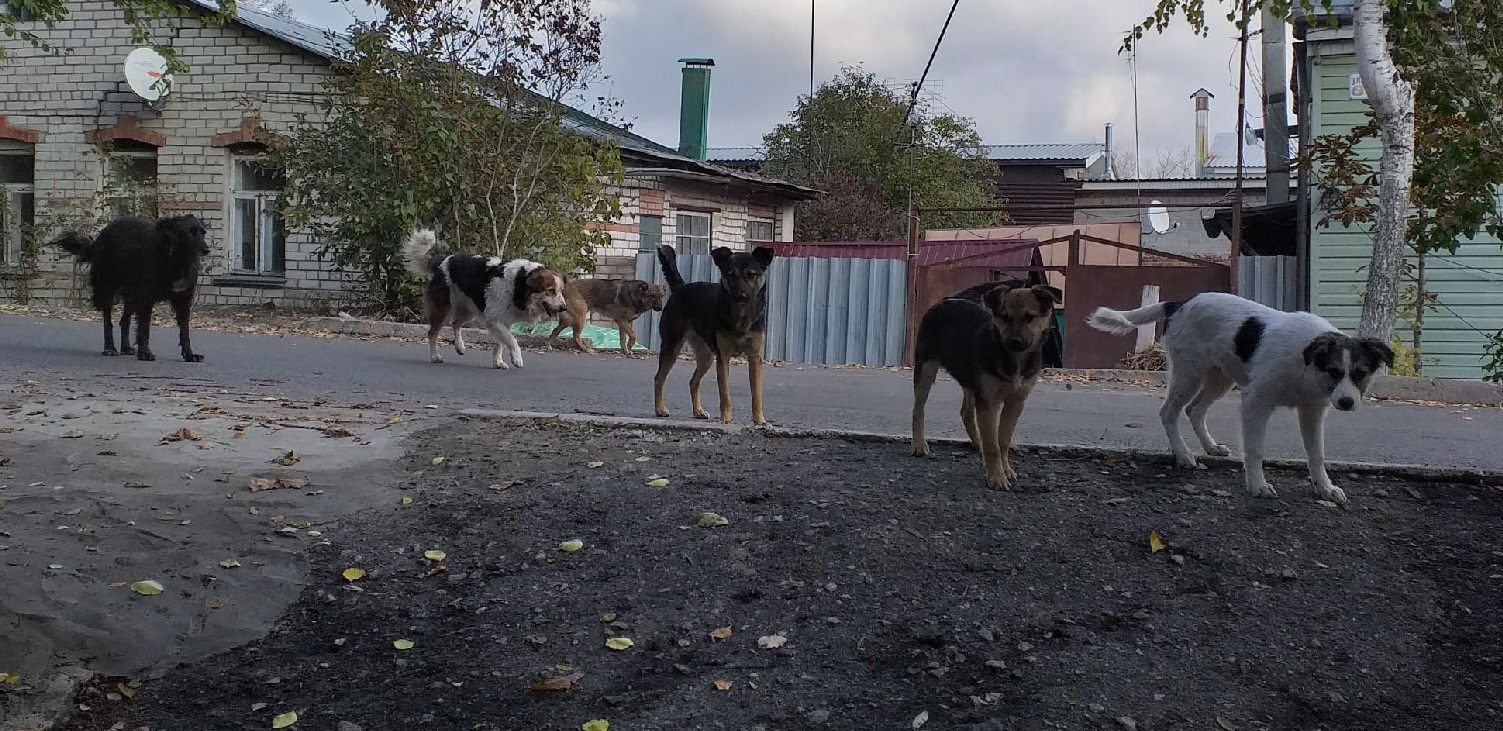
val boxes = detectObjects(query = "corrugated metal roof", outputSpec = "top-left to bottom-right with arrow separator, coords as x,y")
706,146 -> 765,162
984,143 -> 1105,162
182,0 -> 815,198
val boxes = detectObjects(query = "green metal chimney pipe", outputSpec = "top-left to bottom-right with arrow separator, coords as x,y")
677,57 -> 714,161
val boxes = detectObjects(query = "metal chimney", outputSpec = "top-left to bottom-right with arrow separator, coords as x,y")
1103,122 -> 1115,180
677,58 -> 715,161
1192,88 -> 1214,177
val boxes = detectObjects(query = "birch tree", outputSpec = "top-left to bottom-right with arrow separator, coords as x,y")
1128,0 -> 1415,342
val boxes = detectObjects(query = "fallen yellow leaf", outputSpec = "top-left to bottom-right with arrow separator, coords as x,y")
645,478 -> 669,488
604,637 -> 634,651
274,450 -> 300,467
341,567 -> 366,582
1217,718 -> 1236,731
600,613 -> 617,623
757,633 -> 788,649
424,550 -> 447,562
1149,530 -> 1167,554
220,559 -> 242,569
634,456 -> 650,462
582,721 -> 609,731
271,710 -> 298,729
587,461 -> 605,468
559,539 -> 584,552
130,580 -> 164,596
709,626 -> 732,640
913,710 -> 929,728
0,673 -> 20,684
698,512 -> 729,528
713,679 -> 732,691
431,456 -> 445,465
400,496 -> 413,505
210,601 -> 223,609
392,639 -> 415,650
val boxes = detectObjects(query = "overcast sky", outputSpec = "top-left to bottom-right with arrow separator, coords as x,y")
285,0 -> 1280,168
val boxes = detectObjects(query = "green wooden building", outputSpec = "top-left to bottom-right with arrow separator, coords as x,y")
1296,5 -> 1502,379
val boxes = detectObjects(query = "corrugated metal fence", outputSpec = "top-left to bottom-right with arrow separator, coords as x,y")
1238,255 -> 1299,311
633,252 -> 908,367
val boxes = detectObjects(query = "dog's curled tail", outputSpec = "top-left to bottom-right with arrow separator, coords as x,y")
52,232 -> 96,263
402,229 -> 443,278
656,244 -> 685,293
1086,302 -> 1171,335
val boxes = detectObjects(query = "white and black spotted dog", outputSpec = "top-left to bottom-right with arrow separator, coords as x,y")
402,229 -> 567,369
1087,292 -> 1394,505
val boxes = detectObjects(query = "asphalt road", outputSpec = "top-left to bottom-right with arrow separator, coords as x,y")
3,312 -> 1500,472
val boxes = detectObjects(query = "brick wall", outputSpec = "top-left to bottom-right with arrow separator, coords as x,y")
0,1 -> 337,306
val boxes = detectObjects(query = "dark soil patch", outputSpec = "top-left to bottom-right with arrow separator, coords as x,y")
55,418 -> 1503,731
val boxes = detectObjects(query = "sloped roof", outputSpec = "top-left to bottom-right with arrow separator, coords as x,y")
706,146 -> 766,163
983,142 -> 1105,163
184,0 -> 815,199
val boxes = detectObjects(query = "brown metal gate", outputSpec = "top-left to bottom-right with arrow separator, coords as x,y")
1061,236 -> 1229,369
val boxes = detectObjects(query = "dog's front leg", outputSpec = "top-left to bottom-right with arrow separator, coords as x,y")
131,302 -> 155,361
911,362 -> 940,456
995,390 -> 1031,483
1296,403 -> 1344,504
117,308 -> 134,356
714,352 -> 734,423
1239,399 -> 1279,499
747,346 -> 768,426
976,397 -> 1010,490
171,296 -> 204,362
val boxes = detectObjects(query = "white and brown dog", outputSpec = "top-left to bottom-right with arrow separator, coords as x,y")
402,229 -> 567,369
1087,292 -> 1394,504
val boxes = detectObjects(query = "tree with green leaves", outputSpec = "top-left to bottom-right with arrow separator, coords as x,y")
1133,1 -> 1503,366
267,0 -> 624,313
760,67 -> 1001,241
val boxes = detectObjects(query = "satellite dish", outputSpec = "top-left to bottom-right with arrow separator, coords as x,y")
124,47 -> 173,104
1145,200 -> 1172,235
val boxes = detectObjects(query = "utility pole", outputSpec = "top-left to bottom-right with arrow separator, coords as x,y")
1261,4 -> 1290,205
1231,0 -> 1250,292
809,0 -> 815,96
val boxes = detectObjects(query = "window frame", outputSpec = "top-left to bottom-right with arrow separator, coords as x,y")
0,144 -> 36,266
674,211 -> 711,255
638,214 -> 663,252
746,219 -> 775,243
228,154 -> 286,276
103,144 -> 159,218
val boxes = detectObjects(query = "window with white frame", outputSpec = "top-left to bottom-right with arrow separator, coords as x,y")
675,211 -> 711,255
0,140 -> 35,266
230,156 -> 286,275
746,219 -> 775,243
103,141 -> 158,217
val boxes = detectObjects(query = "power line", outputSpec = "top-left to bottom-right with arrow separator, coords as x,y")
900,0 -> 961,128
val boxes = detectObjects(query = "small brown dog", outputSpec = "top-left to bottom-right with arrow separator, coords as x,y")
549,278 -> 666,354
911,282 -> 1061,490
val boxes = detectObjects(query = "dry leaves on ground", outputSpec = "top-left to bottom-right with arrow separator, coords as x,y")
530,671 -> 584,692
160,427 -> 202,444
248,476 -> 309,492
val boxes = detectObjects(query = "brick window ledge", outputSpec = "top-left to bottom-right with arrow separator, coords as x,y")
213,273 -> 287,289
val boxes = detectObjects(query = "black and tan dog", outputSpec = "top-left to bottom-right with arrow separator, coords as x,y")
549,278 -> 666,354
653,244 -> 775,425
911,282 -> 1062,490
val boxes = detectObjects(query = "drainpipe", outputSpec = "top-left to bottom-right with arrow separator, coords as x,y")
677,58 -> 715,161
1103,123 -> 1115,180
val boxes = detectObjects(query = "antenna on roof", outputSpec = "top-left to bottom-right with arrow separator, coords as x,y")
123,47 -> 173,108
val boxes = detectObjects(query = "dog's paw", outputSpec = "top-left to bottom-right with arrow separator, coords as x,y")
655,408 -> 671,418
119,346 -> 135,356
911,441 -> 931,457
182,353 -> 205,363
1003,462 -> 1018,481
985,473 -> 1013,491
493,361 -> 510,370
102,347 -> 119,356
1205,443 -> 1232,457
1246,481 -> 1279,499
1316,483 -> 1348,505
1175,455 -> 1204,470
431,354 -> 444,364
136,350 -> 156,362
692,410 -> 710,420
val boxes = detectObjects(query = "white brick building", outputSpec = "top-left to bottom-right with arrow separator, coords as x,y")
0,0 -> 814,306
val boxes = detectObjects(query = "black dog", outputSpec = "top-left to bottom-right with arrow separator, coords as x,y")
653,244 -> 775,425
911,282 -> 1062,490
947,279 -> 1063,368
53,215 -> 210,362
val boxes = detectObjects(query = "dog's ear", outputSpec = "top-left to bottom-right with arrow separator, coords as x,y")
982,284 -> 1009,315
711,247 -> 734,267
1302,333 -> 1338,366
751,246 -> 775,268
1359,337 -> 1396,369
1031,285 -> 1062,309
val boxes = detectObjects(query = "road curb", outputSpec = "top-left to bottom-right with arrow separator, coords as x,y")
457,408 -> 1503,485
298,316 -> 590,351
1048,367 -> 1503,406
